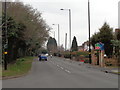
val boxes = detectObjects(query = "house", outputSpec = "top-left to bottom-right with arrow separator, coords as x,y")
82,41 -> 94,51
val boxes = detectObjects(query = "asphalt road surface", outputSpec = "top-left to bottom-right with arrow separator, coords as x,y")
2,57 -> 118,88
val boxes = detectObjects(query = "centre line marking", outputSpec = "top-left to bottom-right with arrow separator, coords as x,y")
57,65 -> 59,67
65,69 -> 71,73
60,67 -> 64,69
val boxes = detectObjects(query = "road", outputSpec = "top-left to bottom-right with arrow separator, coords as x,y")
2,57 -> 118,88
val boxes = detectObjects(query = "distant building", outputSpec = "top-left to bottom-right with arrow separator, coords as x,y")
118,1 -> 120,28
82,41 -> 93,51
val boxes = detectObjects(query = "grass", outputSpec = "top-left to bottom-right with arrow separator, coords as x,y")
2,56 -> 34,77
112,72 -> 120,75
105,66 -> 120,69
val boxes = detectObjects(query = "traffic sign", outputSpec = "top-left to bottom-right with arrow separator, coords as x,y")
95,42 -> 104,50
95,43 -> 100,50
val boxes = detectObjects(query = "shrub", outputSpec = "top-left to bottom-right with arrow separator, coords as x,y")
84,59 -> 89,63
76,51 -> 89,56
64,53 -> 71,58
16,58 -> 25,65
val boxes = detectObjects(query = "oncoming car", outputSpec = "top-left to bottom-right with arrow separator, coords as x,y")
38,54 -> 48,61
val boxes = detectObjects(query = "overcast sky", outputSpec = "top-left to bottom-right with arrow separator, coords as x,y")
21,0 -> 119,49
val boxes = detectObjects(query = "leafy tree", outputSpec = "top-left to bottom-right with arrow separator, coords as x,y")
117,29 -> 120,40
91,22 -> 114,58
47,37 -> 57,53
99,22 -> 113,57
71,36 -> 78,51
91,32 -> 100,48
6,2 -> 49,55
2,2 -> 50,63
2,14 -> 26,62
111,29 -> 120,60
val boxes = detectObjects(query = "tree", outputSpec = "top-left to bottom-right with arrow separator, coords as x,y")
91,22 -> 114,58
71,36 -> 78,51
2,14 -> 26,62
2,2 -> 50,63
111,29 -> 120,60
6,2 -> 50,55
99,22 -> 113,57
47,37 -> 57,53
91,32 -> 100,48
117,29 -> 120,40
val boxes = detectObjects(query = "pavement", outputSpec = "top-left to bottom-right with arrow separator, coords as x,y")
63,57 -> 119,75
2,56 -> 119,88
81,63 -> 119,75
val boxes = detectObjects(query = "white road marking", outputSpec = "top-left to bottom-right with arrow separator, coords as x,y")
65,69 -> 71,73
57,65 -> 59,67
50,61 -> 71,74
60,67 -> 64,69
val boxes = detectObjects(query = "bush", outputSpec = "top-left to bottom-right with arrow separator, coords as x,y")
58,53 -> 62,57
77,51 -> 89,56
64,53 -> 71,58
105,61 -> 112,66
84,59 -> 89,63
53,53 -> 57,56
85,55 -> 89,58
71,51 -> 77,56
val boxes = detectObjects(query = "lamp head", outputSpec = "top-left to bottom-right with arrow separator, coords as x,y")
60,9 -> 64,10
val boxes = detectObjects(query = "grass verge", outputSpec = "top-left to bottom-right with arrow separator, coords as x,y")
2,56 -> 34,77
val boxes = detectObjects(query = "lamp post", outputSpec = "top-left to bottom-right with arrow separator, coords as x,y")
60,9 -> 71,51
65,33 -> 67,51
52,24 -> 60,47
60,9 -> 71,59
88,0 -> 92,64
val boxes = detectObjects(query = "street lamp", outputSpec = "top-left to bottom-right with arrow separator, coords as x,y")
52,24 -> 60,47
60,8 -> 71,59
60,9 -> 71,51
88,0 -> 92,64
65,33 -> 67,51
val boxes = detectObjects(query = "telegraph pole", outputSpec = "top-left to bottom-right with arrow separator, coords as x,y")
4,0 -> 8,70
69,9 -> 72,59
88,0 -> 92,64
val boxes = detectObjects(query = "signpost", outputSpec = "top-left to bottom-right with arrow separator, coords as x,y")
95,42 -> 104,67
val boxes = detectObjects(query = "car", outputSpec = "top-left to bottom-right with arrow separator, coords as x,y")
39,54 -> 47,61
45,53 -> 49,57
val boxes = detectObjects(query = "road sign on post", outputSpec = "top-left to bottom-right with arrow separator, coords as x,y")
95,43 -> 100,50
95,42 -> 104,67
99,42 -> 104,51
95,42 -> 104,51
